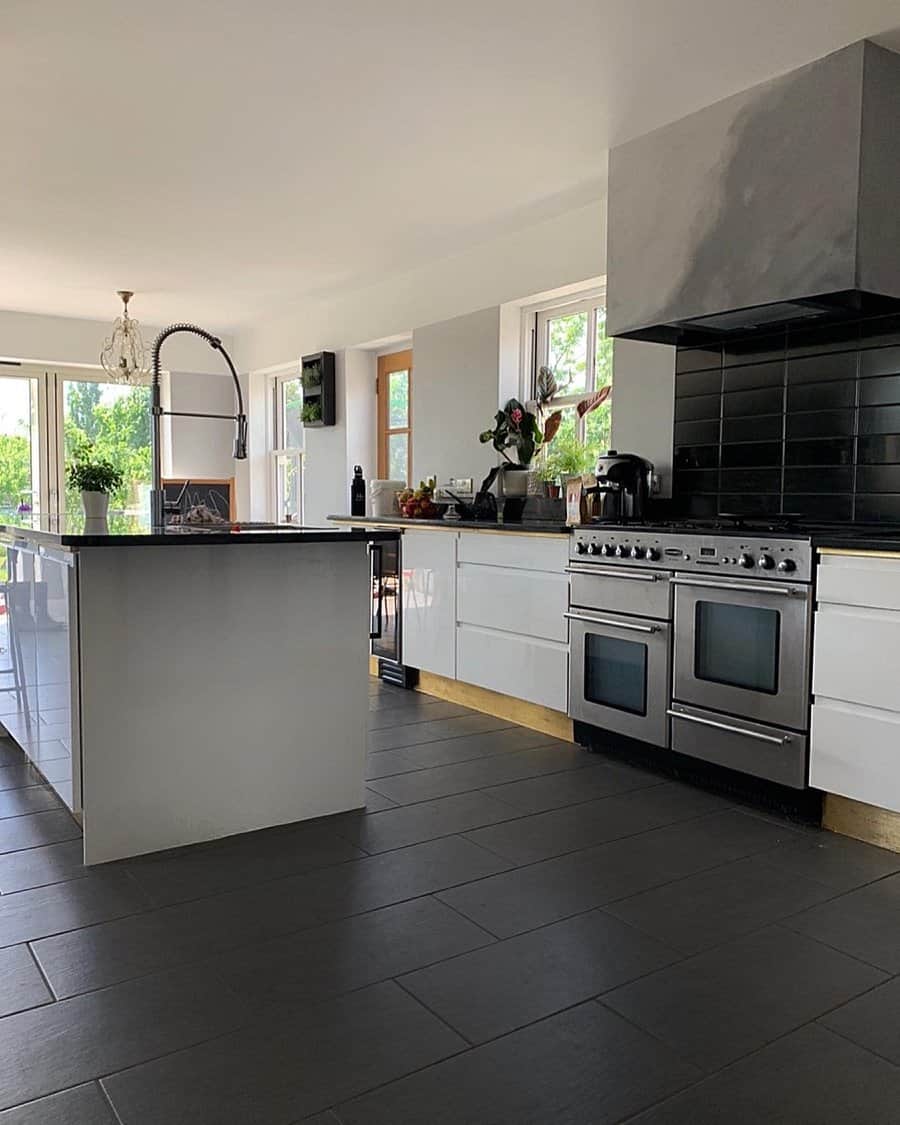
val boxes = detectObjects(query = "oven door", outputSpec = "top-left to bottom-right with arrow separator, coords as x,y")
672,574 -> 812,731
566,607 -> 670,747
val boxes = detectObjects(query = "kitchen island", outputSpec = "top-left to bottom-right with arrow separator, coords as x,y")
0,518 -> 397,864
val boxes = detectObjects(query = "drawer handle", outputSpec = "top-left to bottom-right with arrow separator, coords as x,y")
672,577 -> 802,597
667,709 -> 790,746
565,611 -> 660,634
565,565 -> 660,582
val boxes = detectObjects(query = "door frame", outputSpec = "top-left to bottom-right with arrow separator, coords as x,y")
376,349 -> 413,481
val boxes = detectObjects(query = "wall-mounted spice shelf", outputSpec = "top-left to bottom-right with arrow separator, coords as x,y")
300,351 -> 336,427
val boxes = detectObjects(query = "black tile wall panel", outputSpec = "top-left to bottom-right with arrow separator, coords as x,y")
672,314 -> 900,522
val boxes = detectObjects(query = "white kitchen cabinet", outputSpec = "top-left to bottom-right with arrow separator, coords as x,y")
456,623 -> 568,711
810,698 -> 900,810
402,529 -> 457,678
457,562 -> 568,643
811,551 -> 900,814
457,530 -> 568,573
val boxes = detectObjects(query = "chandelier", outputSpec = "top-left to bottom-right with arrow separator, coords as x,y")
100,290 -> 148,384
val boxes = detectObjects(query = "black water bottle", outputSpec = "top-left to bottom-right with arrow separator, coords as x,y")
351,465 -> 366,516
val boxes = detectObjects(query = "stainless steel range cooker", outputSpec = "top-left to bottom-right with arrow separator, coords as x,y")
566,524 -> 814,788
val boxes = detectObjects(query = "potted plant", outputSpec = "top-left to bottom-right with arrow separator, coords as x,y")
66,444 -> 123,519
301,401 -> 322,424
539,433 -> 594,498
478,398 -> 543,496
301,363 -> 322,391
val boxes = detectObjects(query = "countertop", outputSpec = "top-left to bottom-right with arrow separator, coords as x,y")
329,514 -> 572,535
0,516 -> 399,548
812,526 -> 900,554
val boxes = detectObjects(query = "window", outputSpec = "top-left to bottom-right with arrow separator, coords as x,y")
377,350 -> 412,483
270,368 -> 304,523
534,295 -> 613,462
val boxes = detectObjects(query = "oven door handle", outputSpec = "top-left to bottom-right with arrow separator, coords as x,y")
671,577 -> 803,597
564,611 -> 660,634
666,709 -> 791,746
565,565 -> 661,582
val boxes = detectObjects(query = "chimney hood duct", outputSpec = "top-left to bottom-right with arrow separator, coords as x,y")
606,40 -> 900,345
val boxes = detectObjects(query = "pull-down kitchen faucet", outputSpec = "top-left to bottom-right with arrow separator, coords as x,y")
150,324 -> 248,526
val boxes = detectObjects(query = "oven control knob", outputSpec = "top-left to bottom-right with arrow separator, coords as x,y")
630,546 -> 644,560
586,542 -> 599,555
614,545 -> 626,558
758,554 -> 775,570
598,543 -> 611,556
777,558 -> 796,573
576,541 -> 588,554
738,553 -> 754,568
645,547 -> 659,562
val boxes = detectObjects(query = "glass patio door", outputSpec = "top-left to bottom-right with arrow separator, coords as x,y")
53,371 -> 152,525
0,368 -> 46,521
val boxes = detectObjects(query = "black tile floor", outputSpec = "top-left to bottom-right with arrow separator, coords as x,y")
2,681 -> 900,1122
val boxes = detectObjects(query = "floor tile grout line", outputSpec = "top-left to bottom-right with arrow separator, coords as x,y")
367,723 -> 519,753
96,1079 -> 126,1124
392,975 -> 476,1047
366,758 -> 615,802
424,889 -> 504,943
769,919 -> 899,976
25,939 -> 58,1001
816,1019 -> 900,1072
364,735 -> 568,777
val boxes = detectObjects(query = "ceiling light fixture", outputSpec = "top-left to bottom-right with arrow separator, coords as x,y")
100,290 -> 148,384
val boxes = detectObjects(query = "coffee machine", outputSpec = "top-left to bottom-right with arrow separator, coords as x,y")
585,451 -> 653,522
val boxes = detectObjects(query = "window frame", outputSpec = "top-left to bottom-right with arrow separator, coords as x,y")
532,290 -> 612,446
268,366 -> 305,523
376,349 -> 413,483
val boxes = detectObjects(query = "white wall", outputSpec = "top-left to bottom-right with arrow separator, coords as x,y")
610,339 -> 676,496
411,307 -> 502,488
165,371 -> 239,480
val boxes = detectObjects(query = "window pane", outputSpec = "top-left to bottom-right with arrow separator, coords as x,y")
585,632 -> 647,715
388,432 -> 408,483
388,370 -> 409,428
0,376 -> 39,519
282,378 -> 303,448
584,398 -> 612,463
275,453 -> 301,522
595,306 -> 614,389
695,601 -> 780,693
548,311 -> 588,394
63,380 -> 151,522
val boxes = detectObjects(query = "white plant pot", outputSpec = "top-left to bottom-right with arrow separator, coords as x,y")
81,490 -> 110,519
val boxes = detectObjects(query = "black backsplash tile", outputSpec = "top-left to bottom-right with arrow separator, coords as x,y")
721,442 -> 782,468
787,351 -> 858,384
722,361 -> 785,392
787,380 -> 856,412
674,394 -> 721,422
673,313 -> 900,522
785,410 -> 855,439
785,438 -> 853,466
783,467 -> 853,494
859,406 -> 900,435
676,345 -> 723,374
721,415 -> 783,443
675,369 -> 722,397
858,434 -> 900,464
722,386 -> 784,417
674,444 -> 720,470
860,375 -> 900,406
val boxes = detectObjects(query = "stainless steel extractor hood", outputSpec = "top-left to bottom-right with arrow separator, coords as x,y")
606,40 -> 900,344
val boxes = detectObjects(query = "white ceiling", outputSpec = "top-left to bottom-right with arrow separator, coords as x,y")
4,0 -> 900,331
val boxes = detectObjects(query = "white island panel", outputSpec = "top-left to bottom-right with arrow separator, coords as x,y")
78,540 -> 370,863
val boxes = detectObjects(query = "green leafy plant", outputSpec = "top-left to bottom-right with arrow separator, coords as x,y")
301,363 -> 322,391
301,401 -> 322,424
478,398 -> 543,467
66,443 -> 124,494
538,431 -> 594,482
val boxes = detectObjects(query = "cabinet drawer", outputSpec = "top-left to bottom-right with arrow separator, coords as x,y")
813,604 -> 900,711
457,563 -> 567,643
817,554 -> 900,611
811,697 -> 900,813
456,624 -> 568,712
457,531 -> 568,573
401,529 -> 457,678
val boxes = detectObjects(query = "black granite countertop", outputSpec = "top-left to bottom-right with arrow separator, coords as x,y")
814,533 -> 900,553
329,514 -> 571,534
0,516 -> 399,548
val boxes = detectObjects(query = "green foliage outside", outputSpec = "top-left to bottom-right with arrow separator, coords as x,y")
0,434 -> 32,512
63,383 -> 151,513
542,307 -> 614,475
